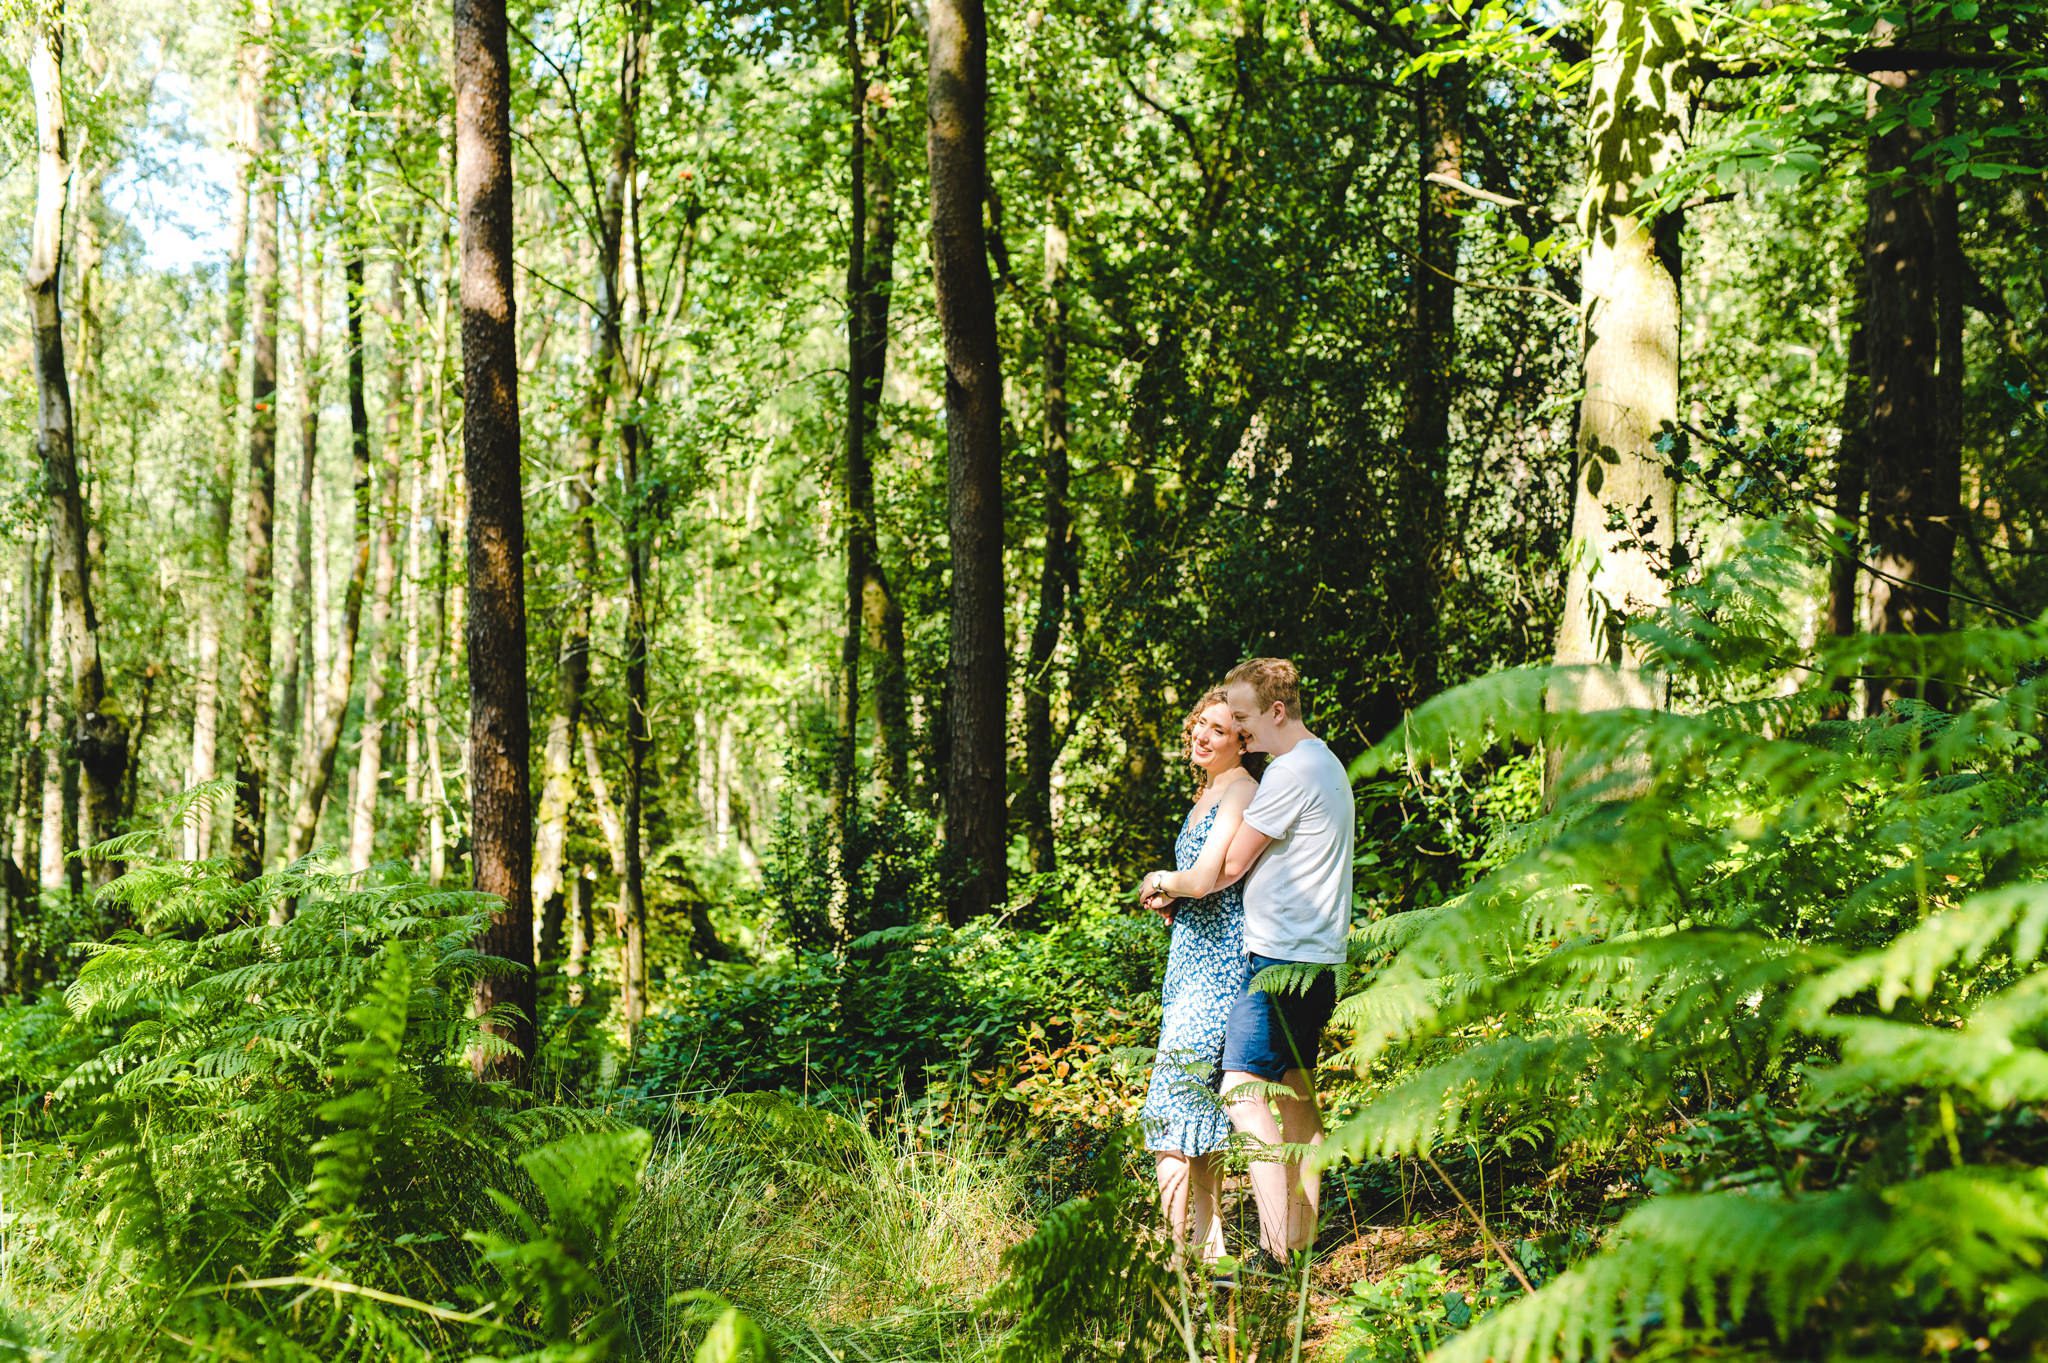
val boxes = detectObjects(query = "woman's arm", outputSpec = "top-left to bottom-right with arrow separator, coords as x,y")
1147,780 -> 1259,903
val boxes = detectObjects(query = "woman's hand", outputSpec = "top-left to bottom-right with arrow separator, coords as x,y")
1138,871 -> 1176,922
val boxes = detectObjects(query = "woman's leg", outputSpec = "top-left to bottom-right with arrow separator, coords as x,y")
1187,1153 -> 1225,1263
1154,1151 -> 1193,1246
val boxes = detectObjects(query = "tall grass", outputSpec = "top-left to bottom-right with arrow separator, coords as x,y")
610,1094 -> 1027,1361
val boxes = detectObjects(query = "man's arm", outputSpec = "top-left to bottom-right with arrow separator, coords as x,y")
1214,817 -> 1272,894
1144,816 -> 1270,911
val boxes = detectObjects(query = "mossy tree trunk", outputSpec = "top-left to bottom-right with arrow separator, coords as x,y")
1547,0 -> 1691,797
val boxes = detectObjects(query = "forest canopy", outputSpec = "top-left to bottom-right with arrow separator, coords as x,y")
4,0 -> 2048,1356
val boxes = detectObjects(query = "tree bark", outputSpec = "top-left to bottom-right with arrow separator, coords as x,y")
1546,0 -> 1689,797
1021,212 -> 1071,879
1858,41 -> 1962,713
189,39 -> 256,863
1395,68 -> 1465,709
232,24 -> 280,879
285,95 -> 374,864
27,13 -> 126,879
347,269 -> 410,872
456,0 -> 536,1082
833,0 -> 871,916
276,177 -> 327,858
1826,257 -> 1868,646
929,0 -> 1007,922
533,18 -> 636,938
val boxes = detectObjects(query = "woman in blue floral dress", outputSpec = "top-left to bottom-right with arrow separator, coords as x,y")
1137,688 -> 1256,1261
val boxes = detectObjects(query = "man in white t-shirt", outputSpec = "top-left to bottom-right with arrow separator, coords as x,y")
1143,656 -> 1353,1262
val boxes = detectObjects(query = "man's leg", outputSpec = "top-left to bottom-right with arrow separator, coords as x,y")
1222,1069 -> 1295,1259
1274,1067 -> 1325,1250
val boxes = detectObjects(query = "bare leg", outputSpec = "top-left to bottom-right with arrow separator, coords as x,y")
1222,1069 -> 1293,1258
1223,1068 -> 1325,1256
1154,1151 -> 1193,1247
1274,1068 -> 1325,1251
1187,1153 -> 1225,1263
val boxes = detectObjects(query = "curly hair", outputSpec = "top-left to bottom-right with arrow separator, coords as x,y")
1182,687 -> 1246,790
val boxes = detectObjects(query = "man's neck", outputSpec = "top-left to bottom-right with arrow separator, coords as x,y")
1265,723 -> 1317,758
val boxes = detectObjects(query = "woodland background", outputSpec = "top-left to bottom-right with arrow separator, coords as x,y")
3,0 -> 2048,1357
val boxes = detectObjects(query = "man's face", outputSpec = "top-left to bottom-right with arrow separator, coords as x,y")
1225,681 -> 1281,754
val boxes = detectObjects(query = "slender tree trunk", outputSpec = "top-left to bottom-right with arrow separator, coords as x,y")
456,0 -> 536,1082
1826,259 -> 1868,646
929,0 -> 1007,922
285,111 -> 373,864
1395,68 -> 1464,710
27,13 -> 126,880
534,22 -> 635,937
1546,0 -> 1689,797
347,271 -> 409,872
190,52 -> 256,862
276,180 -> 327,856
232,25 -> 280,879
14,536 -> 49,886
1858,39 -> 1962,713
832,0 -> 871,916
1021,212 -> 1070,878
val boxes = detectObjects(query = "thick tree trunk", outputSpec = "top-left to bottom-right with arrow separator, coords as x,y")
1021,213 -> 1071,878
1546,0 -> 1689,796
929,0 -> 1007,922
1395,68 -> 1464,709
27,16 -> 126,879
1858,46 -> 1962,713
456,0 -> 536,1082
232,44 -> 280,879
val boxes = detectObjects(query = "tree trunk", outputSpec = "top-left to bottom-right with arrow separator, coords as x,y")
1395,68 -> 1464,709
276,179 -> 327,857
1020,212 -> 1070,879
14,536 -> 49,887
533,19 -> 636,937
1858,43 -> 1962,713
1546,0 -> 1689,797
456,0 -> 536,1082
832,0 -> 871,915
1826,258 -> 1868,646
347,270 -> 410,872
232,29 -> 280,879
284,107 -> 374,865
27,14 -> 126,879
929,0 -> 1007,922
189,47 -> 256,863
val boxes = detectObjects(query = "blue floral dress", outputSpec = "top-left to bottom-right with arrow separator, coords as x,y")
1141,798 -> 1251,1156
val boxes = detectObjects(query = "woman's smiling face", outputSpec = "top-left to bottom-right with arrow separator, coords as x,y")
1188,701 -> 1241,772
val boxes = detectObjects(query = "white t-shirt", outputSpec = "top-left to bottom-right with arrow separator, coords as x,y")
1241,737 -> 1353,964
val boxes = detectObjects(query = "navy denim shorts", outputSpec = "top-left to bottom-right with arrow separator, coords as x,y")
1219,953 -> 1339,1081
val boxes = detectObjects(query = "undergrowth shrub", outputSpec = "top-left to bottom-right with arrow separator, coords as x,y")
633,886 -> 1164,1161
1319,525 -> 2048,1360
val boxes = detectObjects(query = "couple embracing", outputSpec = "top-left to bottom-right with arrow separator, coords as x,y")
1136,657 -> 1353,1272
